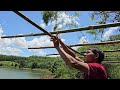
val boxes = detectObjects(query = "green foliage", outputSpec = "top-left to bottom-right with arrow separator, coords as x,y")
87,29 -> 97,35
0,61 -> 18,68
49,59 -> 82,79
88,11 -> 120,41
0,54 -> 81,79
109,34 -> 120,41
103,63 -> 120,79
41,11 -> 58,25
90,11 -> 120,23
18,60 -> 26,68
86,29 -> 99,40
11,63 -> 14,66
90,14 -> 94,21
0,63 -> 3,66
31,62 -> 38,69
14,63 -> 18,67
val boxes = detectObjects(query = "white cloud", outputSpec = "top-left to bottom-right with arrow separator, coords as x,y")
72,46 -> 80,50
0,36 -> 27,48
50,12 -> 80,31
0,25 -> 3,35
0,47 -> 23,56
79,36 -> 88,44
0,25 -> 23,56
40,21 -> 46,29
0,24 -> 49,56
0,37 -> 14,46
27,36 -> 53,56
71,36 -> 88,50
27,36 -> 66,56
27,36 -> 52,47
58,12 -> 80,26
102,27 -> 120,40
28,49 -> 46,56
0,35 -> 50,56
12,37 -> 27,48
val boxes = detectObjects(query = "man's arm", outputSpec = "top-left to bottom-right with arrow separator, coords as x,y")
56,46 -> 88,72
59,38 -> 77,57
59,38 -> 84,62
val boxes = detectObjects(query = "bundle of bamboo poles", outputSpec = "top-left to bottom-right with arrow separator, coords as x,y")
1,11 -> 120,56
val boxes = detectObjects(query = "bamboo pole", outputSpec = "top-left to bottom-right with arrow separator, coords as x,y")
46,54 -> 60,56
46,54 -> 120,59
28,40 -> 120,49
1,22 -> 120,38
13,11 -> 52,37
102,61 -> 120,64
103,49 -> 120,52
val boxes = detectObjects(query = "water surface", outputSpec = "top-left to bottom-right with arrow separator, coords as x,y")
0,67 -> 41,79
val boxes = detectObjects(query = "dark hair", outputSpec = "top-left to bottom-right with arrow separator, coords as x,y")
88,48 -> 104,63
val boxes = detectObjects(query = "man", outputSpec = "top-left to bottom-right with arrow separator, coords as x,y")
50,35 -> 107,79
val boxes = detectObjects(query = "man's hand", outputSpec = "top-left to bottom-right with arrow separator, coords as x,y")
50,35 -> 60,48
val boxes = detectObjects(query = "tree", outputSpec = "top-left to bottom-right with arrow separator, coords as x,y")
41,11 -> 80,31
31,62 -> 38,69
90,11 -> 120,23
109,34 -> 120,41
19,60 -> 26,68
88,11 -> 120,41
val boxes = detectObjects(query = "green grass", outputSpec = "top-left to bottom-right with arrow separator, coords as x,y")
103,63 -> 120,79
0,61 -> 18,68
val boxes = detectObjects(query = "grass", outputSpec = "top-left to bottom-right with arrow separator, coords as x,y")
103,63 -> 120,79
0,61 -> 18,68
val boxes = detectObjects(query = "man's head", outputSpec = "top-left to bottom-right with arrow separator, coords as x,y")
84,48 -> 104,63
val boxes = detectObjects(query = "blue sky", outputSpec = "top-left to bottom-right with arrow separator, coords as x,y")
0,11 -> 119,57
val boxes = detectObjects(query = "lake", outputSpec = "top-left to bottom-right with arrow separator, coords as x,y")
0,67 -> 43,79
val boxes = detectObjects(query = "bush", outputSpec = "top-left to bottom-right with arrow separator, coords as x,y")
31,62 -> 38,69
0,63 -> 3,66
11,63 -> 14,66
15,63 -> 18,67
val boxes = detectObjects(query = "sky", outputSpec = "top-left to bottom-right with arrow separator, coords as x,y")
0,11 -> 120,57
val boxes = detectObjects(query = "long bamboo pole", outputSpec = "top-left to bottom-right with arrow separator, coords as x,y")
45,49 -> 120,56
102,61 -> 120,64
46,54 -> 120,58
1,22 -> 120,38
13,11 -> 82,55
28,40 -> 120,49
80,49 -> 120,53
46,54 -> 120,60
103,49 -> 120,52
13,11 -> 52,37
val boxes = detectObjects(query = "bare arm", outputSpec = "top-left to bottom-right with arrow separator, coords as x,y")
50,35 -> 86,72
56,46 -> 88,72
59,37 -> 84,62
59,38 -> 76,58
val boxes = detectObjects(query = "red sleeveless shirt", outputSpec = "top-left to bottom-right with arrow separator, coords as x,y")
84,63 -> 107,79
